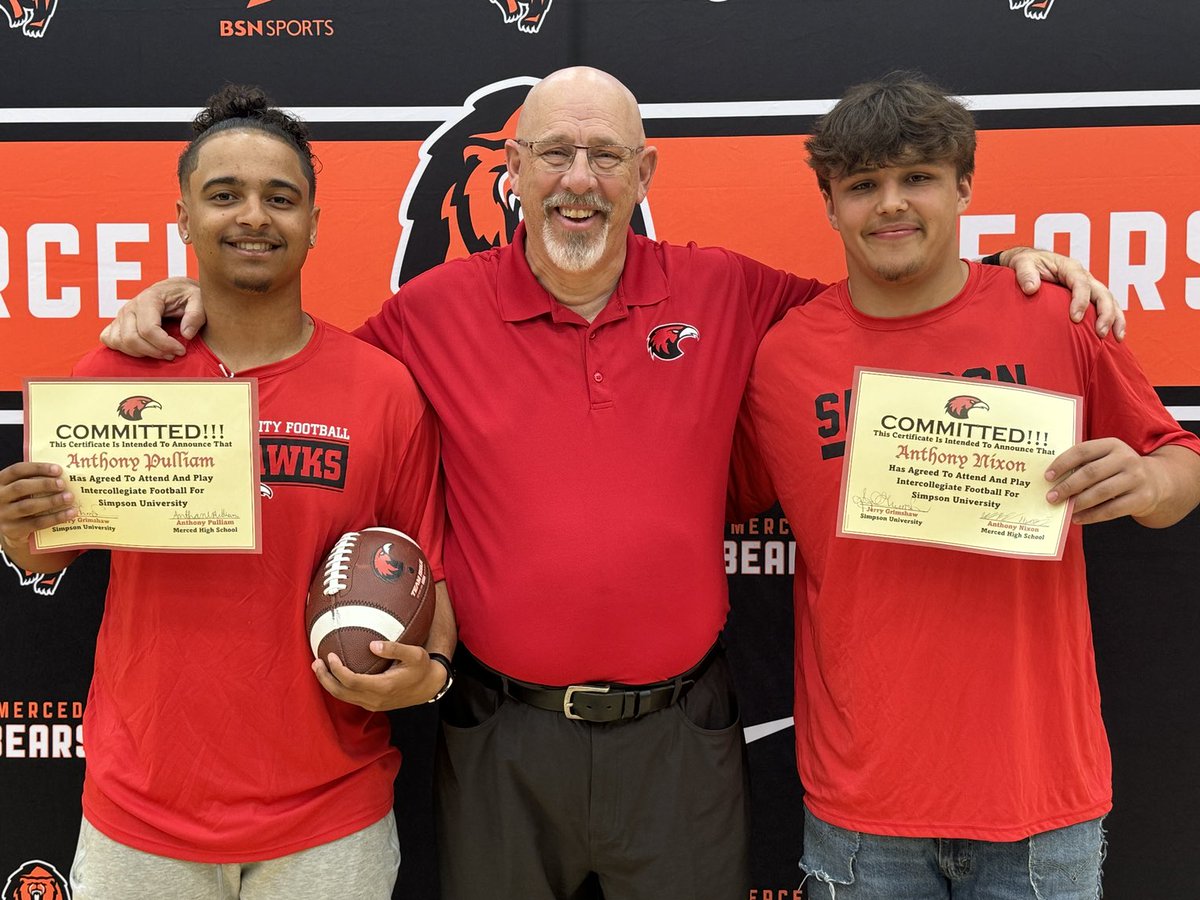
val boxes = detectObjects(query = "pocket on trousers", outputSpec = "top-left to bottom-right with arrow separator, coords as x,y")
438,670 -> 505,732
799,807 -> 860,887
676,651 -> 741,734
1028,817 -> 1105,900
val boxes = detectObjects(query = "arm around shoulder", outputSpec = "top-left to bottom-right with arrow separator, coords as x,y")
726,396 -> 778,523
998,247 -> 1125,341
352,289 -> 410,358
100,277 -> 205,360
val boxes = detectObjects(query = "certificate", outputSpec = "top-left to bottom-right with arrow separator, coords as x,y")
837,368 -> 1081,559
25,378 -> 261,552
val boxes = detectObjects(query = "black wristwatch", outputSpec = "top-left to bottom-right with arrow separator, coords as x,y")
426,652 -> 454,703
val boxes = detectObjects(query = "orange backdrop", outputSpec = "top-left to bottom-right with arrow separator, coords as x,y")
3,126 -> 1198,388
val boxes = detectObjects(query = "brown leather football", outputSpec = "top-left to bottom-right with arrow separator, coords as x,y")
306,527 -> 434,675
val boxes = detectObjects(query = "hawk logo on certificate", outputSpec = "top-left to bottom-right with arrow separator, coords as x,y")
944,394 -> 989,420
837,368 -> 1081,560
116,395 -> 162,421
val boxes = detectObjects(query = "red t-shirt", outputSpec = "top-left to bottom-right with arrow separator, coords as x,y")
76,318 -> 445,862
743,263 -> 1200,840
356,224 -> 823,683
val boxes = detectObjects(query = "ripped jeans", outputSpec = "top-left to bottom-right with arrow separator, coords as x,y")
800,808 -> 1106,900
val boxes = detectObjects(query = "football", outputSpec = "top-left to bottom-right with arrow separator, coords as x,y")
306,527 -> 434,675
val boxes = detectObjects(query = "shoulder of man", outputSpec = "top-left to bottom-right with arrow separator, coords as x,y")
320,318 -> 424,393
973,261 -> 1081,326
73,326 -> 197,377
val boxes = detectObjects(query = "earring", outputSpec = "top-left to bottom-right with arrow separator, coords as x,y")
181,232 -> 190,242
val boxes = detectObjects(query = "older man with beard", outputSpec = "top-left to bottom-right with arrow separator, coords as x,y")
101,67 -> 1119,900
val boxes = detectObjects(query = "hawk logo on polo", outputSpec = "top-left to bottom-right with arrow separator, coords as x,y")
647,323 -> 699,361
1009,0 -> 1055,20
2,0 -> 58,38
391,77 -> 653,291
488,0 -> 553,33
3,550 -> 69,596
116,395 -> 161,421
2,860 -> 71,900
945,395 -> 990,420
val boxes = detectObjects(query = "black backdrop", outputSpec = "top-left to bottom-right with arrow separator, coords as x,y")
2,3 -> 1199,898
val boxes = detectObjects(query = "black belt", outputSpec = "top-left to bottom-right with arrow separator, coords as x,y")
456,645 -> 719,724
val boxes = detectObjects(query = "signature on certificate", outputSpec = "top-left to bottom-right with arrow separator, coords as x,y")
980,510 -> 1052,527
852,489 -> 930,514
171,509 -> 242,521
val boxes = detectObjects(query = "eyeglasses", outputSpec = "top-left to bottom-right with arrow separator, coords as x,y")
515,139 -> 643,174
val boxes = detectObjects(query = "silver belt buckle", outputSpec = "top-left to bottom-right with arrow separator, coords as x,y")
563,683 -> 610,719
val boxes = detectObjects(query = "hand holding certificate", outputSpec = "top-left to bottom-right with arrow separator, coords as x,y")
24,378 -> 260,552
837,368 -> 1082,559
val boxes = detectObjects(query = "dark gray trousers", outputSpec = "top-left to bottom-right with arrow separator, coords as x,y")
435,646 -> 750,900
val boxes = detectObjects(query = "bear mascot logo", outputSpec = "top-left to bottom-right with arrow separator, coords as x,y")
3,861 -> 70,900
3,550 -> 68,597
1010,0 -> 1055,20
488,0 -> 553,34
2,0 -> 58,38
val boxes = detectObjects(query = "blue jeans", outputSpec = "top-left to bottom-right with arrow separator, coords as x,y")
800,808 -> 1106,900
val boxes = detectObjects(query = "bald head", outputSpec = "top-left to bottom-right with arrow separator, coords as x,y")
518,67 -> 646,147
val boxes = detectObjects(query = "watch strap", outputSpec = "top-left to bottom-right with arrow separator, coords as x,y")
426,651 -> 454,703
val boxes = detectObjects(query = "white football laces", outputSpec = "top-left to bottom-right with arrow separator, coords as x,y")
321,531 -> 359,596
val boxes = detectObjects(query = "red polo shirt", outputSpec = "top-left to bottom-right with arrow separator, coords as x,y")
356,225 -> 821,683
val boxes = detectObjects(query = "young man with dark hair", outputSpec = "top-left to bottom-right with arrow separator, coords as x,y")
738,72 -> 1200,899
0,85 -> 450,899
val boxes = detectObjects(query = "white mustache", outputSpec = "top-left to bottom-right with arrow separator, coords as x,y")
543,192 -> 613,215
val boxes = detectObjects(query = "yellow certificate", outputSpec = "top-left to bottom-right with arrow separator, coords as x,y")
837,368 -> 1081,559
25,378 -> 261,552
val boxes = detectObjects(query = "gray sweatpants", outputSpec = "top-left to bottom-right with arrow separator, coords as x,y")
70,812 -> 399,900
